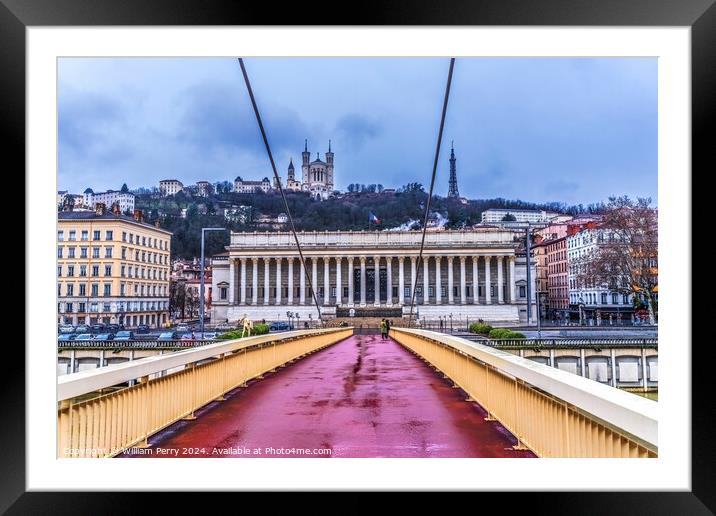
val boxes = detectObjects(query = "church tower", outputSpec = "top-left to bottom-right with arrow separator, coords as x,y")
287,158 -> 295,182
301,139 -> 310,186
325,140 -> 334,191
447,141 -> 459,198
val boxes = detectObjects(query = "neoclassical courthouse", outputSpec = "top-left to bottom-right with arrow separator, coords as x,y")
211,229 -> 537,324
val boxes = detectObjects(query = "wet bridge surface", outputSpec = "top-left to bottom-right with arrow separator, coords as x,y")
124,334 -> 535,458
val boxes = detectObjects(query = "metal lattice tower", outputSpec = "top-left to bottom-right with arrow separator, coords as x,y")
448,140 -> 459,198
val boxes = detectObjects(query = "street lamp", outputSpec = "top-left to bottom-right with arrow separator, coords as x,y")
578,295 -> 585,326
200,227 -> 226,337
449,313 -> 453,333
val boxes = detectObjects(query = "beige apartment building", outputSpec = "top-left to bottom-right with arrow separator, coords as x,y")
57,207 -> 172,328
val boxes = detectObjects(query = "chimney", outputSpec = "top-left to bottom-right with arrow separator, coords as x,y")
112,203 -> 121,215
133,209 -> 143,222
95,203 -> 106,215
155,220 -> 161,229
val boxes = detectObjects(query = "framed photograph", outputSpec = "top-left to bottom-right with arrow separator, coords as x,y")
6,0 -> 711,511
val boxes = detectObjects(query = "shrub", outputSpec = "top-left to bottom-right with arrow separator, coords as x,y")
469,323 -> 493,335
487,328 -> 526,340
217,323 -> 270,340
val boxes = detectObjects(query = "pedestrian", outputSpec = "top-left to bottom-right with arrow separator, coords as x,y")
380,319 -> 387,340
385,319 -> 391,338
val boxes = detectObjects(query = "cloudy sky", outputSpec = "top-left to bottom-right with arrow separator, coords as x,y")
58,57 -> 657,205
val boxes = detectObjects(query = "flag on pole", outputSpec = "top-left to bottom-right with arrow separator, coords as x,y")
368,211 -> 381,225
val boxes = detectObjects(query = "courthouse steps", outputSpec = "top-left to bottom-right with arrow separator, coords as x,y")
226,304 -> 520,325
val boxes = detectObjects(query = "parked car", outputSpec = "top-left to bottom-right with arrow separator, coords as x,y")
180,333 -> 197,341
114,331 -> 134,341
93,333 -> 115,342
74,325 -> 90,334
58,333 -> 76,342
269,321 -> 291,331
135,324 -> 151,334
215,322 -> 234,331
157,332 -> 177,342
74,333 -> 94,342
105,324 -> 121,333
58,325 -> 75,334
175,323 -> 190,333
90,324 -> 106,334
200,332 -> 218,340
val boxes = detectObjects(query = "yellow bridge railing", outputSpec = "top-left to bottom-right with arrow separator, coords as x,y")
390,327 -> 657,458
57,328 -> 353,458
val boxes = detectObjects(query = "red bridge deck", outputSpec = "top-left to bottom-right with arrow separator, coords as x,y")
123,334 -> 536,458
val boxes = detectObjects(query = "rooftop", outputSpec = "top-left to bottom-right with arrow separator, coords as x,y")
57,211 -> 173,234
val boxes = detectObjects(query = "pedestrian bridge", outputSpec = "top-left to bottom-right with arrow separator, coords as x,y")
57,327 -> 657,458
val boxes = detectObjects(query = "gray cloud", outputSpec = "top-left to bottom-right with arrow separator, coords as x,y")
334,113 -> 382,150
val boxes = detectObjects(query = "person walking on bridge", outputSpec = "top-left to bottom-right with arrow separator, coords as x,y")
380,319 -> 387,340
385,319 -> 391,339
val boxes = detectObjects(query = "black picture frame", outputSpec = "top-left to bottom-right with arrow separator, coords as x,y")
4,0 -> 711,512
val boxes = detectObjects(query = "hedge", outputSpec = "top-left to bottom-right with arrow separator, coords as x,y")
468,323 -> 493,335
487,328 -> 526,339
217,323 -> 270,340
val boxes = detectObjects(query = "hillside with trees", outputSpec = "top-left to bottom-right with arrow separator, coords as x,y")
133,183 -> 606,259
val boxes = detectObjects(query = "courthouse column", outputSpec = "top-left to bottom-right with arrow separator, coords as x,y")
228,258 -> 236,305
374,256 -> 381,306
252,258 -> 258,305
312,258 -> 318,303
276,258 -> 282,305
460,256 -> 467,305
509,256 -> 516,304
435,257 -> 442,305
410,256 -> 417,305
324,258 -> 330,305
348,257 -> 355,306
299,259 -> 306,305
359,257 -> 367,306
287,258 -> 294,305
335,257 -> 342,305
497,256 -> 504,304
423,256 -> 430,305
239,258 -> 247,305
386,257 -> 393,305
485,256 -> 492,305
263,258 -> 270,305
398,256 -> 405,305
447,256 -> 454,304
472,256 -> 480,304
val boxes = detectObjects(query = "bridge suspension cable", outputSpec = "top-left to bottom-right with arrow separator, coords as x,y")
407,58 -> 456,327
238,58 -> 323,323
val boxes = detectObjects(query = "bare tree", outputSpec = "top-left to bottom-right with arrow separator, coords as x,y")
574,196 -> 658,324
185,288 -> 199,319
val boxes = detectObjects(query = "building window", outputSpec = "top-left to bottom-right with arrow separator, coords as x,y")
404,287 -> 411,297
105,247 -> 113,258
220,287 -> 227,300
122,232 -> 127,242
91,284 -> 99,296
453,286 -> 459,297
93,247 -> 100,258
58,283 -> 61,296
78,302 -> 86,312
318,287 -> 324,298
416,286 -> 423,297
79,265 -> 87,277
58,230 -> 64,241
68,247 -> 76,259
441,287 -> 447,297
57,247 -> 63,258
69,230 -> 76,241
105,265 -> 112,277
67,265 -> 75,277
343,286 -> 349,298
93,230 -> 101,240
466,286 -> 471,297
104,284 -> 111,296
601,293 -> 608,304
106,230 -> 113,240
121,265 -> 125,277
80,248 -> 88,259
142,237 -> 146,246
90,303 -> 98,313
623,295 -> 630,304
91,265 -> 99,276
81,230 -> 89,241
129,234 -> 134,244
120,284 -> 125,296
103,303 -> 111,312
612,293 -> 619,304
67,284 -> 74,296
428,286 -> 434,297
66,303 -> 73,312
519,286 -> 526,298
121,248 -> 126,259
79,284 -> 86,296
490,286 -> 496,297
